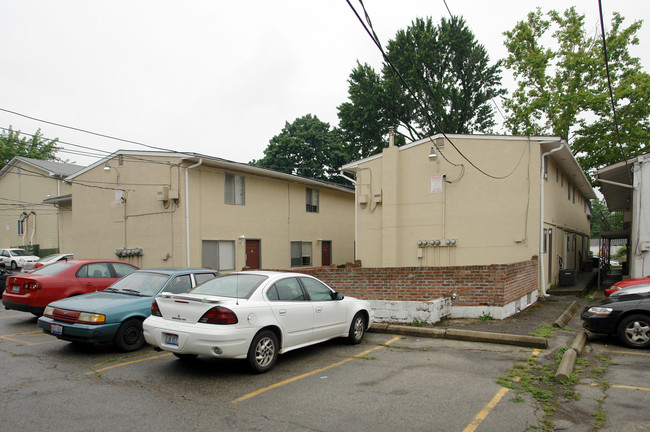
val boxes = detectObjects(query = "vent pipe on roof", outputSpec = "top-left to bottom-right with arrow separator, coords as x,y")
388,127 -> 395,147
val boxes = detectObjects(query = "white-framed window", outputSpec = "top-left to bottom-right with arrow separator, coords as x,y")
291,241 -> 312,267
306,188 -> 319,213
225,173 -> 245,205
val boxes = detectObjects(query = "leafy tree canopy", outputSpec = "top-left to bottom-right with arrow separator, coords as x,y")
251,114 -> 349,185
338,16 -> 506,159
503,7 -> 649,181
0,126 -> 60,168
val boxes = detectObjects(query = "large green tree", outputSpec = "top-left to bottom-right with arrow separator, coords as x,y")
503,7 -> 650,179
251,114 -> 349,184
338,16 -> 505,159
0,126 -> 59,167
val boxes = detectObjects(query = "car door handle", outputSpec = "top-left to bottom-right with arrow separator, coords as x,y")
279,309 -> 287,315
315,307 -> 323,313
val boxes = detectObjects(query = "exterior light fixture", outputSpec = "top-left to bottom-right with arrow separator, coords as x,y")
429,147 -> 438,161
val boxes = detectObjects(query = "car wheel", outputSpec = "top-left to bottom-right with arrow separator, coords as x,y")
348,312 -> 367,344
10,261 -> 17,271
173,353 -> 198,360
617,314 -> 650,349
113,318 -> 145,352
247,329 -> 278,374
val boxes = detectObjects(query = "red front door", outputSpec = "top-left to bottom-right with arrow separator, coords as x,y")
321,241 -> 331,266
246,240 -> 260,269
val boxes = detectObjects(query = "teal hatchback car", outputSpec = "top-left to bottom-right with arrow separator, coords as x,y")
37,268 -> 219,352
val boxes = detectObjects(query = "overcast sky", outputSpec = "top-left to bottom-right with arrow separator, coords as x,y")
1,1 -> 648,168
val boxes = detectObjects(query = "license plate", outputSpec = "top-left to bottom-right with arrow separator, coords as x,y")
164,333 -> 178,346
11,285 -> 19,292
51,323 -> 63,335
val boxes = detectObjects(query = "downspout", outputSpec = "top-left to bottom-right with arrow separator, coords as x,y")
340,171 -> 357,260
185,159 -> 203,266
539,142 -> 565,297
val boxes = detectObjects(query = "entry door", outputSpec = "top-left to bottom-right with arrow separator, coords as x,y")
321,241 -> 331,266
246,239 -> 260,269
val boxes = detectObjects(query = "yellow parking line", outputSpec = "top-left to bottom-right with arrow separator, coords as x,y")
599,349 -> 650,357
587,382 -> 650,392
86,353 -> 172,375
463,349 -> 536,432
462,387 -> 511,432
232,335 -> 402,404
0,330 -> 59,346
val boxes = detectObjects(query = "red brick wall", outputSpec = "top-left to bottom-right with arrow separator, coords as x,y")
282,257 -> 538,307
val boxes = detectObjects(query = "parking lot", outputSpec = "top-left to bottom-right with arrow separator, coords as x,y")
0,306 -> 648,431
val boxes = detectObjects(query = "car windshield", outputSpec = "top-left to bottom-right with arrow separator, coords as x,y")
30,261 -> 74,275
10,249 -> 29,257
190,274 -> 267,299
107,272 -> 171,297
37,254 -> 60,262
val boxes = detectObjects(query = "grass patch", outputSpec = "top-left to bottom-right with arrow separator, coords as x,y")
528,325 -> 555,338
478,311 -> 494,321
411,318 -> 428,327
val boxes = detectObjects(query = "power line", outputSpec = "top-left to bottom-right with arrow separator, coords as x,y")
346,0 -> 525,180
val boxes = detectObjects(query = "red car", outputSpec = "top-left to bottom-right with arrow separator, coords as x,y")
605,276 -> 650,297
2,259 -> 138,316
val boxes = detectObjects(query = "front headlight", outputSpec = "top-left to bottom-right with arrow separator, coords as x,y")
78,312 -> 106,324
43,306 -> 54,317
587,306 -> 613,316
609,285 -> 620,292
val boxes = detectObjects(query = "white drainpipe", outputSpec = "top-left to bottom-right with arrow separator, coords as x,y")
185,158 -> 203,266
539,142 -> 565,296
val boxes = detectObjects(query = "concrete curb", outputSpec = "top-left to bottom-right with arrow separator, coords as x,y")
553,300 -> 580,328
369,323 -> 548,349
555,331 -> 588,380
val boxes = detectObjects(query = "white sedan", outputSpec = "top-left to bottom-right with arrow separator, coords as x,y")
143,271 -> 374,373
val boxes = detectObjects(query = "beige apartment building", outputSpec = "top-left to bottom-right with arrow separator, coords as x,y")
334,133 -> 596,318
55,151 -> 355,271
0,157 -> 83,254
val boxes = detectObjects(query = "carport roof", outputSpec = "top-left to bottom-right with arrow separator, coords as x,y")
596,153 -> 649,211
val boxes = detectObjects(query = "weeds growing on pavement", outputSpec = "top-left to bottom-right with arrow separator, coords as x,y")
528,324 -> 555,338
497,347 -> 612,431
478,311 -> 494,321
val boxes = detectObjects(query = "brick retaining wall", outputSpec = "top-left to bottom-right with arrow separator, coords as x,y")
285,256 -> 539,308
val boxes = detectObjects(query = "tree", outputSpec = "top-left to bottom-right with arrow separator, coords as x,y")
251,114 -> 349,184
338,16 -> 506,158
590,198 -> 623,238
0,126 -> 60,167
502,8 -> 650,180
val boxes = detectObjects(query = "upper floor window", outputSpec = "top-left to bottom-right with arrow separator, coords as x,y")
306,188 -> 319,213
225,173 -> 245,205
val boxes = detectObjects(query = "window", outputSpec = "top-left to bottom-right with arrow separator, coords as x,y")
202,240 -> 235,271
78,263 -> 111,278
164,275 -> 192,294
300,277 -> 334,301
111,263 -> 138,278
543,229 -> 548,253
568,182 -> 571,200
306,188 -> 319,213
291,241 -> 312,267
543,156 -> 548,181
225,173 -> 245,205
194,272 -> 218,286
17,219 -> 24,236
267,277 -> 306,301
572,186 -> 575,203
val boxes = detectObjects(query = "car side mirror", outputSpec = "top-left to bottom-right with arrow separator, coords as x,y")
332,292 -> 344,300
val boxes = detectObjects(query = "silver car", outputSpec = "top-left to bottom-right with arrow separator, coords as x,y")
22,253 -> 73,272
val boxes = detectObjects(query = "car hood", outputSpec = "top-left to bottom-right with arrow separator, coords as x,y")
48,291 -> 154,315
615,277 -> 650,288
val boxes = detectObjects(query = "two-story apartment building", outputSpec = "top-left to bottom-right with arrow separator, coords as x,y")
0,157 -> 84,254
55,151 -> 355,271
334,133 -> 596,319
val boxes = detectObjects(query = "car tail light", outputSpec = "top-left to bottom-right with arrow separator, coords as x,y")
151,299 -> 162,317
24,281 -> 40,291
199,306 -> 238,324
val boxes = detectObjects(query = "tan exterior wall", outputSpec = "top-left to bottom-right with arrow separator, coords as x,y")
348,135 -> 593,293
0,162 -> 71,253
355,136 -> 541,267
67,154 -> 354,270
